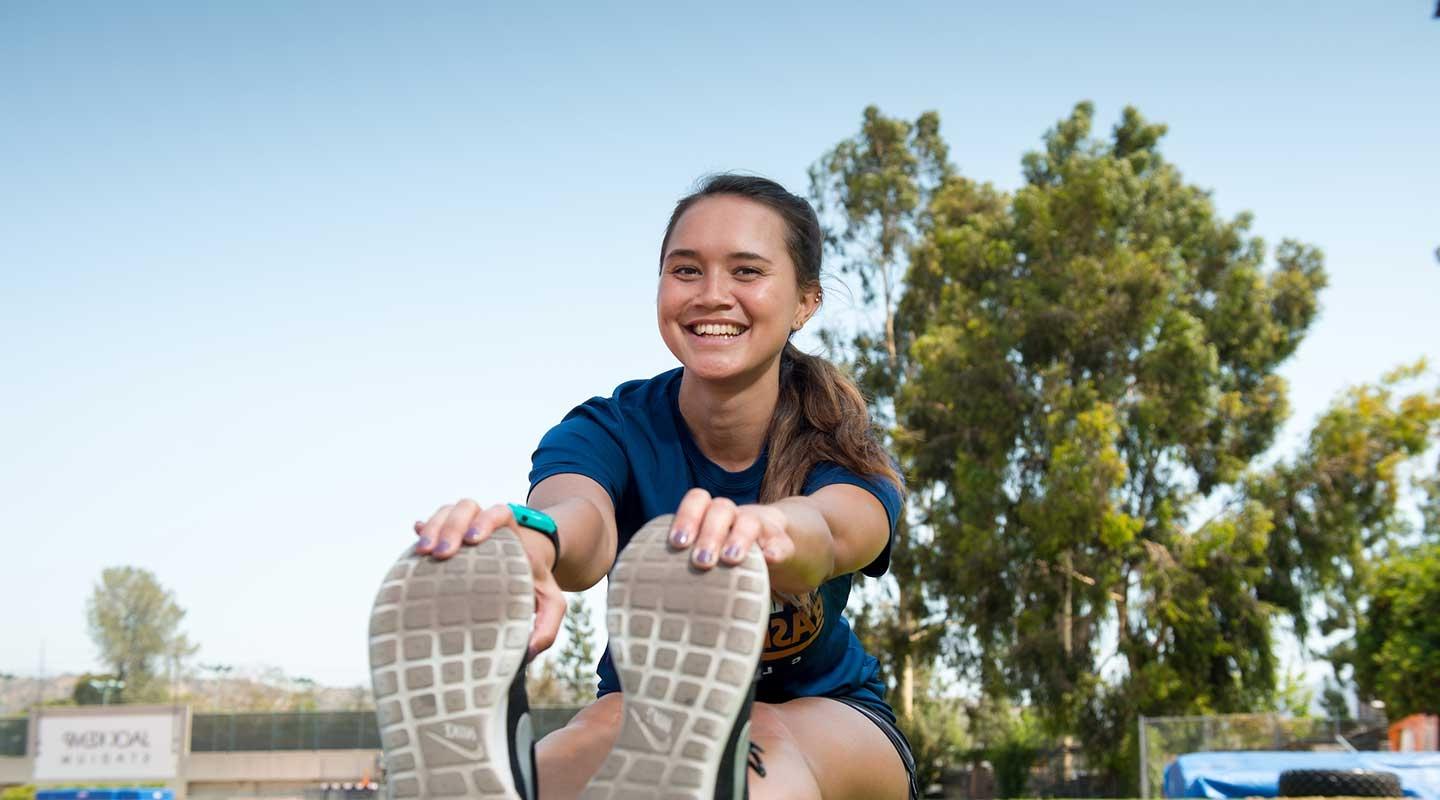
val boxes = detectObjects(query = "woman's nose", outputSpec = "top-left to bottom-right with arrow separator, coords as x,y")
697,272 -> 733,306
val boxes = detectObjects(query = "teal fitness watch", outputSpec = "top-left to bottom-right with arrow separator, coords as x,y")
508,503 -> 560,561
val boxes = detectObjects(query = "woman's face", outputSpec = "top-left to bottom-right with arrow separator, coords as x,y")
657,195 -> 819,385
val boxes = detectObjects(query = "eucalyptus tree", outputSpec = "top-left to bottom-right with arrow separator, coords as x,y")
896,102 -> 1328,781
810,105 -> 950,721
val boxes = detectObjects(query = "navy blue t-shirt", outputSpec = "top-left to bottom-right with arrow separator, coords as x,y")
527,367 -> 903,721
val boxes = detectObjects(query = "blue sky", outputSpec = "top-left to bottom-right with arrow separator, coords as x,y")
2,1 -> 1436,691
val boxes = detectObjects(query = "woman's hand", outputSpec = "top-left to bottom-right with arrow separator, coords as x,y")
413,499 -> 566,660
666,488 -> 797,569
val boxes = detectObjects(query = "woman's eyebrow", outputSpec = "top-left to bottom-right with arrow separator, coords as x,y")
664,248 -> 773,263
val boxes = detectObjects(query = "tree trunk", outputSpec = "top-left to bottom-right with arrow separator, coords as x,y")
880,255 -> 914,722
1061,550 -> 1074,780
897,518 -> 914,720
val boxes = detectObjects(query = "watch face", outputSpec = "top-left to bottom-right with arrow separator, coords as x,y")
510,503 -> 558,535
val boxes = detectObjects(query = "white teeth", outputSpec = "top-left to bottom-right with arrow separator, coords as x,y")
692,323 -> 745,337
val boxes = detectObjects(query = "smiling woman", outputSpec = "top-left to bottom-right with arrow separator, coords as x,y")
370,174 -> 916,800
657,193 -> 817,393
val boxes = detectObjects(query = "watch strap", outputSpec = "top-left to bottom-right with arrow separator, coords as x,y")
508,503 -> 560,561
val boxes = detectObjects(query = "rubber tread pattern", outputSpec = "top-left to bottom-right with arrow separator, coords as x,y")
1277,768 -> 1403,798
581,514 -> 769,800
369,530 -> 534,799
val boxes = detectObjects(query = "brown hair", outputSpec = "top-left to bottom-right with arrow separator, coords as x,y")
660,174 -> 904,502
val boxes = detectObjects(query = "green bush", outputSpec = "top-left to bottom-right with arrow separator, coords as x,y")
897,690 -> 971,792
978,705 -> 1044,798
1,785 -> 36,800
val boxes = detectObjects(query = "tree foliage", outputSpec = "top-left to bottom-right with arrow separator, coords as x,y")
817,100 -> 1330,787
1348,445 -> 1440,717
1353,543 -> 1440,718
1353,541 -> 1440,716
557,593 -> 597,702
1252,362 -> 1440,637
813,101 -> 1440,789
899,100 -> 1327,757
71,672 -> 123,705
810,105 -> 952,723
85,566 -> 194,701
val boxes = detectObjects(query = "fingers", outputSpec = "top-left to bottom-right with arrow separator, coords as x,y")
668,488 -> 712,549
414,499 -> 518,560
755,514 -> 796,564
414,503 -> 457,556
527,573 -> 566,660
671,494 -> 789,570
720,512 -> 762,565
691,497 -> 737,569
471,503 -> 518,544
436,499 -> 484,557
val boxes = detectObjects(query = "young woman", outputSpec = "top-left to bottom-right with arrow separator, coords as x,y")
371,175 -> 917,800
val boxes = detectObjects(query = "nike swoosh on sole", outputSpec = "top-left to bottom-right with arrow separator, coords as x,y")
422,729 -> 487,762
627,706 -> 674,753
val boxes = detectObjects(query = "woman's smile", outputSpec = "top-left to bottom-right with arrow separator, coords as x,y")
685,319 -> 751,345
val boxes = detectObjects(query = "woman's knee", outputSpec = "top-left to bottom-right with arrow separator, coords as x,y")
764,698 -> 910,800
536,694 -> 622,760
748,702 -> 791,744
747,703 -> 823,800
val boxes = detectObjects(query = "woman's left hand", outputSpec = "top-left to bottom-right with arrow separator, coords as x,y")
667,487 -> 796,569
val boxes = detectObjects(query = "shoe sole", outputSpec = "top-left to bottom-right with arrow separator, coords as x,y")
369,529 -> 535,799
580,515 -> 770,800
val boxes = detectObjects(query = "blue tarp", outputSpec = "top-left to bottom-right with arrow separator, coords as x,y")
1165,751 -> 1440,799
36,791 -> 172,800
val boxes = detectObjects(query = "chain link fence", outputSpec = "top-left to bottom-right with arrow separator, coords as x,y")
0,716 -> 26,756
0,707 -> 586,756
1138,713 -> 1378,798
191,712 -> 381,752
188,706 -> 583,752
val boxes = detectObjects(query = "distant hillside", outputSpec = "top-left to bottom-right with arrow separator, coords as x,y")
0,675 -> 77,713
1,672 -> 372,715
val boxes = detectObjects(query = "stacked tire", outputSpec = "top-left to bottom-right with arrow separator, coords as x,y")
1277,769 -> 1403,798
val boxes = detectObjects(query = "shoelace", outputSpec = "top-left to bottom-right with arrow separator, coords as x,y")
747,741 -> 767,777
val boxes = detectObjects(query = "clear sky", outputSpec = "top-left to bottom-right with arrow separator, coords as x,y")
2,1 -> 1436,691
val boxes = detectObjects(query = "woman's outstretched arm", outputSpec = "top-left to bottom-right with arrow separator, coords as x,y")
526,472 -> 619,591
667,483 -> 890,596
410,473 -> 617,657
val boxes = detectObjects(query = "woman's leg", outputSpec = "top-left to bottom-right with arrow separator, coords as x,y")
535,693 -> 623,800
750,698 -> 911,800
534,694 -> 908,800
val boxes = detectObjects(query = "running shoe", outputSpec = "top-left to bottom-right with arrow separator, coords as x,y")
581,515 -> 770,800
368,529 -> 538,799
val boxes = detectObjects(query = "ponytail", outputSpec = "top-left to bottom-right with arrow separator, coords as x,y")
759,342 -> 904,503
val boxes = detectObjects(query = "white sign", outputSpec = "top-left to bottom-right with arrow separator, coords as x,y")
34,712 -> 180,780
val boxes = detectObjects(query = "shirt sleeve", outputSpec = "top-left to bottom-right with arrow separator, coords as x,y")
527,397 -> 631,510
801,461 -> 904,578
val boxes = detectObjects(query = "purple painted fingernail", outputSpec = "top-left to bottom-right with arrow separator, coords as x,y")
464,527 -> 481,543
695,548 -> 714,565
670,528 -> 690,547
722,545 -> 742,561
433,540 -> 451,554
416,537 -> 432,550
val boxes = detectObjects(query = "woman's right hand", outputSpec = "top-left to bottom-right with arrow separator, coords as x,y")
413,499 -> 567,660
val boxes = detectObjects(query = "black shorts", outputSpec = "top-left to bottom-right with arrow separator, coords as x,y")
829,696 -> 922,800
